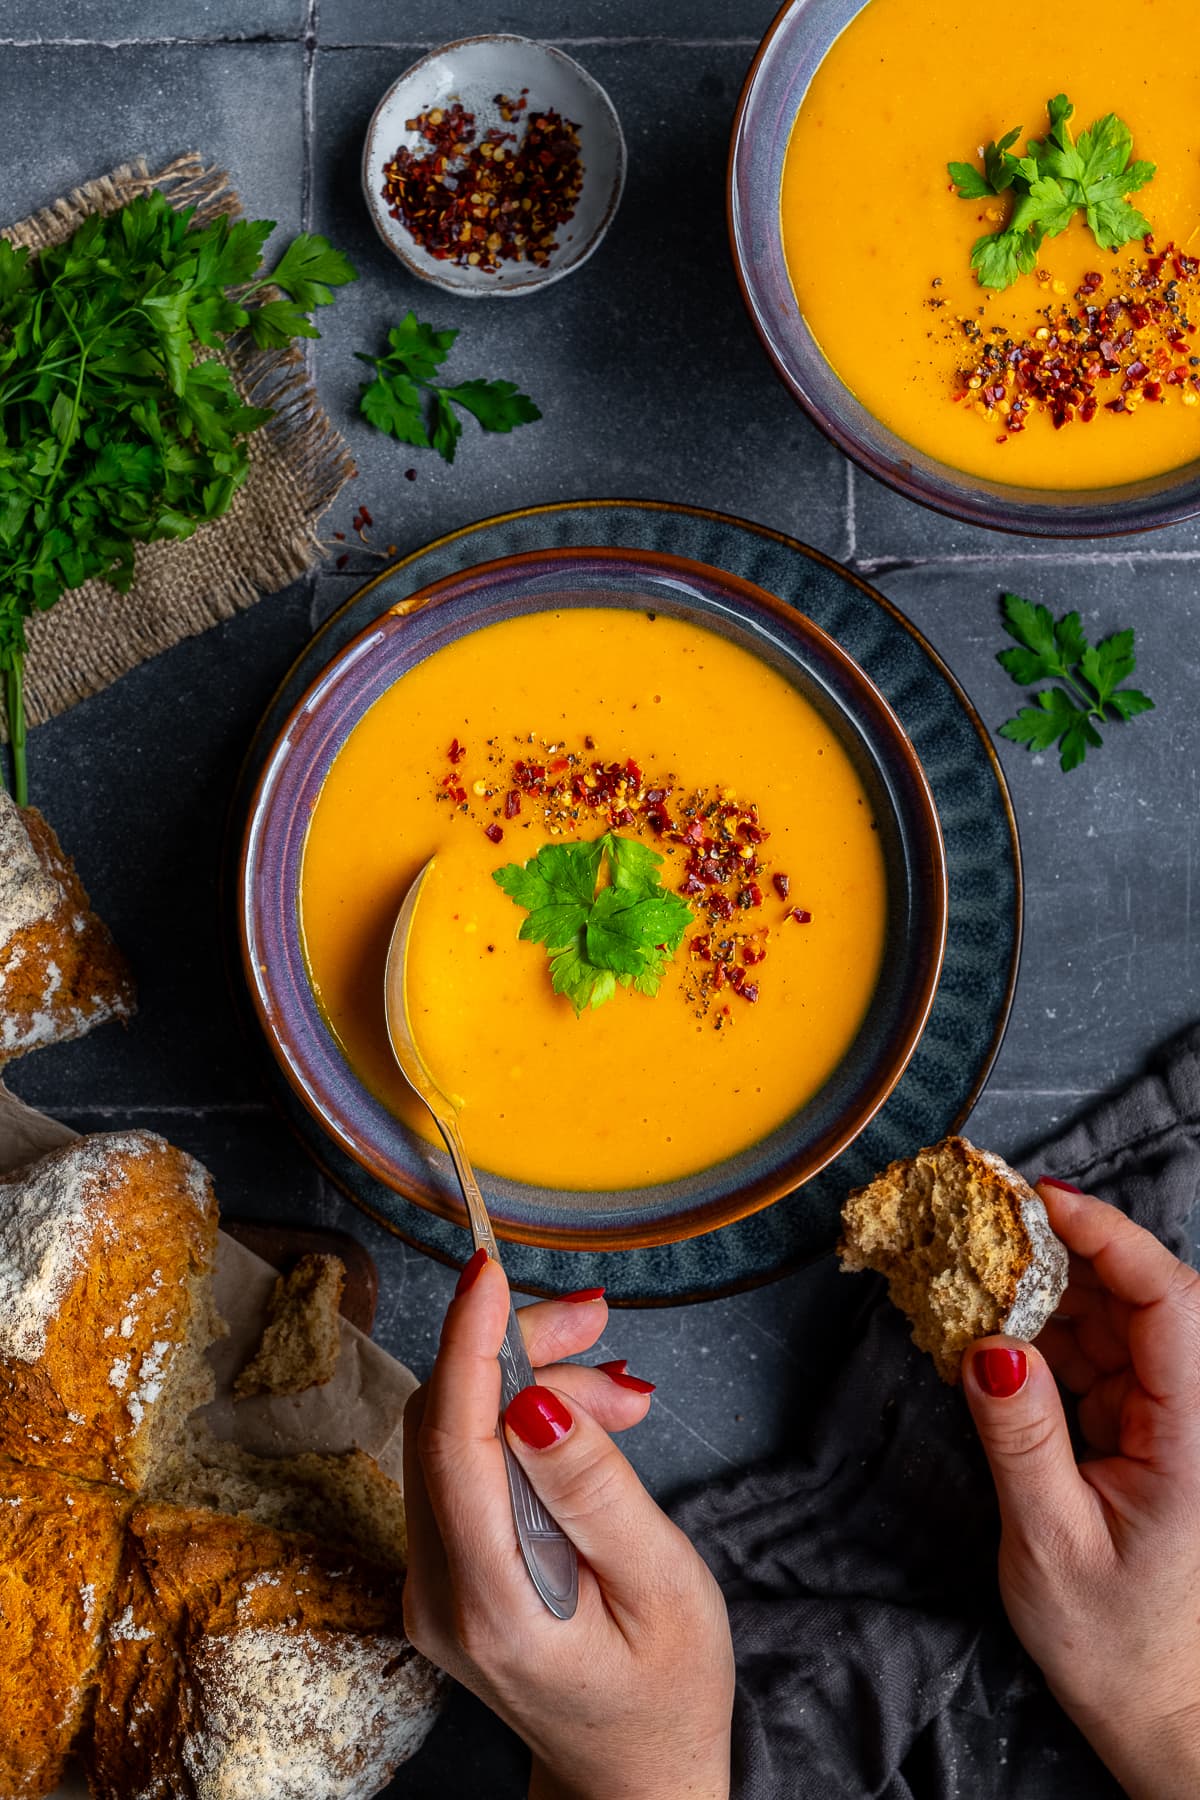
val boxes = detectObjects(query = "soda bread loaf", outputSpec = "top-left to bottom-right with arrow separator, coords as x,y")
0,1458 -> 132,1800
839,1135 -> 1068,1383
0,1131 -> 221,1488
0,1130 -> 442,1796
85,1504 -> 442,1800
0,790 -> 135,1064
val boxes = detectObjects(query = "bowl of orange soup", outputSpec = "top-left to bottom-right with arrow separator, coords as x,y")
730,0 -> 1200,534
241,547 -> 947,1249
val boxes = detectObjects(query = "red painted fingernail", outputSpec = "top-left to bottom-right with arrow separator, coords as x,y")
455,1247 -> 488,1297
974,1347 -> 1028,1398
597,1358 -> 656,1394
1038,1175 -> 1084,1194
505,1385 -> 573,1449
561,1286 -> 606,1303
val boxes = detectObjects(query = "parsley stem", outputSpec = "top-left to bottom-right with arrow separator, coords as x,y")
1057,665 -> 1107,720
5,658 -> 27,808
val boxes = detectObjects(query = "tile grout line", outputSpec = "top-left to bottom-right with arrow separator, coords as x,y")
852,549 -> 1200,576
14,1102 -> 276,1117
844,462 -> 857,562
0,34 -> 760,50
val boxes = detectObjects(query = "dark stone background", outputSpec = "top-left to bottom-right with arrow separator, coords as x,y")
3,5 -> 1196,1792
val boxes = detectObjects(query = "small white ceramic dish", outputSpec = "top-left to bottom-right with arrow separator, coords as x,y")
362,35 -> 626,298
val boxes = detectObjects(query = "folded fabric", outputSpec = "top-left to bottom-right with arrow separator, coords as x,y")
674,1024 -> 1200,1799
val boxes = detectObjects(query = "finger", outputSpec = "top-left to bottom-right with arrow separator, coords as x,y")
516,1293 -> 609,1369
503,1380 -> 695,1625
963,1337 -> 1106,1557
419,1256 -> 529,1596
1036,1182 -> 1188,1310
534,1360 -> 655,1434
1077,1367 -> 1140,1457
1037,1183 -> 1200,1421
400,1386 -> 452,1646
1035,1319 -> 1098,1395
1070,1291 -> 1134,1377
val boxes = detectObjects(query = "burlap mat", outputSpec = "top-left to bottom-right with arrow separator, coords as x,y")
0,154 -> 356,734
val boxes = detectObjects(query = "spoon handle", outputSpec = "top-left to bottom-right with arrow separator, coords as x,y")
440,1117 -> 580,1621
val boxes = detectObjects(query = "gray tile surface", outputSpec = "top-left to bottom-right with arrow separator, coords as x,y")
1,7 -> 1198,1795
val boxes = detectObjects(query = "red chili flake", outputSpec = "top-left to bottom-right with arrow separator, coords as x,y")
503,789 -> 521,819
584,734 -> 596,750
333,531 -> 345,541
336,553 -> 349,569
742,935 -> 768,966
484,823 -> 504,844
405,468 -> 417,481
737,883 -> 764,909
789,907 -> 813,925
711,960 -> 727,991
448,738 -> 467,764
691,935 -> 712,960
380,96 -> 583,273
739,982 -> 760,1004
772,872 -> 791,901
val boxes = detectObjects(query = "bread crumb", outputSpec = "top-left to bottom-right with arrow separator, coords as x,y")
234,1255 -> 346,1401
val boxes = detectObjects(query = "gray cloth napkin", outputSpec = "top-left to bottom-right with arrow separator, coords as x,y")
674,1024 -> 1200,1800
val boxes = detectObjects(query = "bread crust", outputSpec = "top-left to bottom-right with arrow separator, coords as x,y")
0,1132 -> 218,1487
85,1503 -> 444,1800
0,1457 -> 131,1799
0,795 -> 135,1065
840,1135 -> 1068,1382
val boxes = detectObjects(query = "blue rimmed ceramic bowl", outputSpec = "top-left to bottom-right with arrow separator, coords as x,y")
240,546 -> 947,1251
729,0 -> 1200,537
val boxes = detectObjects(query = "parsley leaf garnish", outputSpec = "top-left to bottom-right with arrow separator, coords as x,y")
949,96 -> 1155,289
493,832 -> 694,1014
0,192 -> 356,803
996,593 -> 1154,771
355,312 -> 540,463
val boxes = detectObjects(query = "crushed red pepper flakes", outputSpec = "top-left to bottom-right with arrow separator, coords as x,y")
435,733 -> 816,1027
381,93 -> 584,273
952,237 -> 1200,433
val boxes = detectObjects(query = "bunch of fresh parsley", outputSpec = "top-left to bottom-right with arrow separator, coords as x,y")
949,95 -> 1155,290
997,593 -> 1153,771
493,832 -> 694,1014
0,191 -> 356,801
356,312 -> 540,463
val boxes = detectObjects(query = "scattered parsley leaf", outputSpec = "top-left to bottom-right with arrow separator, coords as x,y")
492,832 -> 693,1014
355,311 -> 540,463
949,96 -> 1156,289
996,593 -> 1154,771
0,190 -> 356,802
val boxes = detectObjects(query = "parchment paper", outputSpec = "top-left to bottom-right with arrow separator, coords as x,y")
0,1083 -> 421,1799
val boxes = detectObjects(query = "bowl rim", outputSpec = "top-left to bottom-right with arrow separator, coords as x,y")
238,541 -> 950,1250
360,32 -> 627,299
727,0 -> 1200,538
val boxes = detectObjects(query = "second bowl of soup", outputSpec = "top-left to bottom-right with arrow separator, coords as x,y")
730,0 -> 1200,534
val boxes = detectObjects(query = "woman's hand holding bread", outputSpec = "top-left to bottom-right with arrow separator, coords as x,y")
403,1253 -> 734,1800
964,1177 -> 1200,1800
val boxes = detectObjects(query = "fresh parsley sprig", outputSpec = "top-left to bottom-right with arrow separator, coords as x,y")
0,191 -> 356,802
355,312 -> 540,463
949,95 -> 1155,290
493,832 -> 694,1014
996,593 -> 1153,771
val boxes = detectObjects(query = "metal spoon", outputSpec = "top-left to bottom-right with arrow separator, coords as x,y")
383,858 -> 579,1621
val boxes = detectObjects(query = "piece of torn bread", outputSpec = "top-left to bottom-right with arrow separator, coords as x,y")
0,789 -> 135,1064
839,1135 -> 1068,1383
233,1251 -> 346,1400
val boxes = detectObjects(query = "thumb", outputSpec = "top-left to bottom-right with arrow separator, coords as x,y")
963,1337 -> 1097,1545
503,1382 -> 692,1621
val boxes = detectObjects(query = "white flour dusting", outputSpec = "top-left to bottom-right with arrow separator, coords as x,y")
0,791 -> 58,945
181,1628 -> 435,1800
0,1133 -> 157,1363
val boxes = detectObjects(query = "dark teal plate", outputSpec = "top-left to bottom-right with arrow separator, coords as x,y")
230,501 -> 1021,1304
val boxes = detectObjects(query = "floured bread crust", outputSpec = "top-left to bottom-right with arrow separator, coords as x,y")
840,1135 -> 1069,1383
0,1457 -> 131,1800
0,1131 -> 219,1487
0,793 -> 135,1064
85,1504 -> 444,1800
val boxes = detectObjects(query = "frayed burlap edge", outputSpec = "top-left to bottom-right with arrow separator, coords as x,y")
1,154 -> 356,733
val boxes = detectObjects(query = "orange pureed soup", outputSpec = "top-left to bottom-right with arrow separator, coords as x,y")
299,608 -> 887,1190
781,0 -> 1200,488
